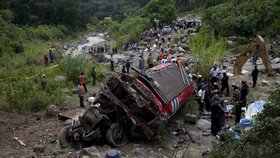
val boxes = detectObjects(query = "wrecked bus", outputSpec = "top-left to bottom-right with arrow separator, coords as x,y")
59,63 -> 194,147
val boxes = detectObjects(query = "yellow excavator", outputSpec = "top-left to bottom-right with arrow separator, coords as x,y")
233,35 -> 272,75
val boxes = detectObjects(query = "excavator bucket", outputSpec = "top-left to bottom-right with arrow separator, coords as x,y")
233,35 -> 272,75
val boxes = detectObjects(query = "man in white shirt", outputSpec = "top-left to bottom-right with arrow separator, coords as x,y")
210,65 -> 220,84
197,86 -> 205,112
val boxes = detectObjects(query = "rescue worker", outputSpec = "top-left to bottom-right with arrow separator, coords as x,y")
196,75 -> 204,91
77,83 -> 86,107
125,59 -> 131,74
220,72 -> 229,96
210,95 -> 224,136
251,66 -> 259,88
79,73 -> 87,93
91,67 -> 96,86
40,74 -> 47,90
235,80 -> 249,124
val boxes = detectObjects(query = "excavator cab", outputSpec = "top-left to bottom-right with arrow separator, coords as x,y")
233,35 -> 272,75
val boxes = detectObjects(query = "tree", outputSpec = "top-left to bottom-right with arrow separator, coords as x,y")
111,16 -> 151,47
189,33 -> 226,79
145,0 -> 176,23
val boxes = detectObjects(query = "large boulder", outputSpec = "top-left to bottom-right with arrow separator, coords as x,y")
196,119 -> 211,132
188,130 -> 202,143
94,53 -> 106,62
184,114 -> 198,124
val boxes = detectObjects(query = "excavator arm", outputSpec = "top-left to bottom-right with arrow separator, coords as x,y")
233,35 -> 272,75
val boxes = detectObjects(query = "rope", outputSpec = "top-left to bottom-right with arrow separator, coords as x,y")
0,58 -> 65,81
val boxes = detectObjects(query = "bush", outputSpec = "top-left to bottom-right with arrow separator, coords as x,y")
189,33 -> 226,78
0,78 -> 66,113
25,25 -> 66,41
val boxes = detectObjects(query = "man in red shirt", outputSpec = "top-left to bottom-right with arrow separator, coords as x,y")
79,73 -> 87,92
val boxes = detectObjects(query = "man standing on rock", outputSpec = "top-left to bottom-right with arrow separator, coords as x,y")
251,66 -> 259,88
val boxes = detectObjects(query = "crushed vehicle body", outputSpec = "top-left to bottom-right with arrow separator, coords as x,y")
59,63 -> 194,147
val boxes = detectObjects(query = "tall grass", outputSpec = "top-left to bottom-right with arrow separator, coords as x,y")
189,33 -> 226,78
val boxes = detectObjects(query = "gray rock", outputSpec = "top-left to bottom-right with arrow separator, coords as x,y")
94,53 -> 106,62
63,45 -> 68,50
176,149 -> 187,158
228,36 -> 237,41
227,40 -> 234,46
261,80 -> 269,86
272,58 -> 280,63
54,75 -> 66,81
45,105 -> 58,117
33,144 -> 45,153
196,119 -> 211,132
132,147 -> 146,156
184,114 -> 198,124
79,147 -> 100,158
188,131 -> 201,143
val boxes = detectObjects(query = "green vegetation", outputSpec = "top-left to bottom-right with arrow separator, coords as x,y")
145,0 -> 177,23
189,33 -> 226,78
203,0 -> 280,37
209,89 -> 280,158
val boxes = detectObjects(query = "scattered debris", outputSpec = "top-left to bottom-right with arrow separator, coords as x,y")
105,149 -> 121,158
12,136 -> 26,147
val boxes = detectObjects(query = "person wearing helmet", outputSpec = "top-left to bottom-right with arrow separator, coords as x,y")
196,75 -> 204,91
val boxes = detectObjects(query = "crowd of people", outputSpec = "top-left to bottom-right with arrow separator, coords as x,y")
193,63 -> 259,136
